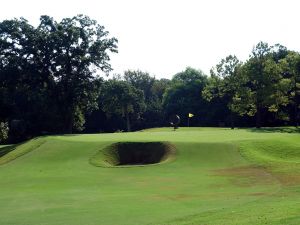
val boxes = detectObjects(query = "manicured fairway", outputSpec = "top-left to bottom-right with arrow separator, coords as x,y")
0,128 -> 299,225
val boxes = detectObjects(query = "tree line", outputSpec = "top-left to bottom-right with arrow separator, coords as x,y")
0,15 -> 299,143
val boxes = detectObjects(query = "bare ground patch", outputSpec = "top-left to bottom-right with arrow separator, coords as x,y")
211,166 -> 278,187
275,172 -> 300,186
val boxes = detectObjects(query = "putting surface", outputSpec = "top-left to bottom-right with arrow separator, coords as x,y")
0,128 -> 299,225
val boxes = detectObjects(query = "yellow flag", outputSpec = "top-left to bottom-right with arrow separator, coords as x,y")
188,113 -> 194,118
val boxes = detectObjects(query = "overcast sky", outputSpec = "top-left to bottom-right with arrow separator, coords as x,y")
1,0 -> 300,79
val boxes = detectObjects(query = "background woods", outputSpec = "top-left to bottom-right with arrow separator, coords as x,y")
1,16 -> 300,143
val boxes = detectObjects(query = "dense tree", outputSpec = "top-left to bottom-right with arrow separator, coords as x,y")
124,70 -> 169,128
146,78 -> 172,127
1,18 -> 300,143
124,70 -> 155,101
0,122 -> 8,143
0,17 -> 54,136
0,15 -> 118,137
101,80 -> 145,131
279,51 -> 300,127
163,67 -> 210,126
172,67 -> 207,84
216,42 -> 290,128
39,15 -> 117,133
202,55 -> 241,128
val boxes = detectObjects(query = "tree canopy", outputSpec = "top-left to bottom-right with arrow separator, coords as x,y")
0,15 -> 117,139
101,79 -> 145,132
1,15 -> 300,143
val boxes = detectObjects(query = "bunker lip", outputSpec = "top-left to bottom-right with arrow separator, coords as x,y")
90,142 -> 176,167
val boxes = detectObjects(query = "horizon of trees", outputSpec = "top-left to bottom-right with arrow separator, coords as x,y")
1,15 -> 300,143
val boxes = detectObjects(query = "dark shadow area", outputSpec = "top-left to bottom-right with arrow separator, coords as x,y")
0,145 -> 16,157
248,127 -> 300,133
61,134 -> 82,136
99,142 -> 176,166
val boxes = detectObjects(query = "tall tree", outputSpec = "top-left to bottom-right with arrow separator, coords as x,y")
44,15 -> 117,133
101,80 -> 145,131
123,70 -> 155,101
172,67 -> 207,84
279,51 -> 300,127
123,70 -> 168,128
0,15 -> 118,137
202,55 -> 241,128
232,42 -> 290,127
163,67 -> 209,126
0,17 -> 53,137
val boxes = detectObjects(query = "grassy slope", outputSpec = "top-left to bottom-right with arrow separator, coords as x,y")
0,128 -> 299,225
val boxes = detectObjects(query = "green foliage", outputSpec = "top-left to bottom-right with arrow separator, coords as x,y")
232,42 -> 292,127
72,106 -> 86,132
163,67 -> 209,125
124,70 -> 155,102
0,122 -> 8,143
38,15 -> 117,133
203,42 -> 298,128
123,70 -> 170,128
279,51 -> 300,125
172,67 -> 207,84
0,15 -> 117,137
101,79 -> 145,131
2,18 -> 300,138
202,55 -> 241,127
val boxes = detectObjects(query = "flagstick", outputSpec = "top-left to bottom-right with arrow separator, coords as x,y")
188,117 -> 190,127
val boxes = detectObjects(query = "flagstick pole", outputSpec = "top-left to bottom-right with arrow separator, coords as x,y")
188,117 -> 190,127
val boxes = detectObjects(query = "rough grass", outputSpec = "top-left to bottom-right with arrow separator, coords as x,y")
0,127 -> 299,225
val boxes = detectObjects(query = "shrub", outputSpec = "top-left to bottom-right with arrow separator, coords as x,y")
0,122 -> 9,143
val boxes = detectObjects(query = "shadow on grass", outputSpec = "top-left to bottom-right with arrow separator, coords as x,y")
61,134 -> 82,136
0,145 -> 16,157
248,127 -> 300,133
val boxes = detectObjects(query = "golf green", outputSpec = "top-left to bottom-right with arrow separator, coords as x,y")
0,127 -> 299,225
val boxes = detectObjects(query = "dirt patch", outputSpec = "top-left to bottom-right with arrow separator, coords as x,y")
275,173 -> 300,186
211,166 -> 277,187
150,194 -> 201,201
213,165 -> 300,187
248,192 -> 268,196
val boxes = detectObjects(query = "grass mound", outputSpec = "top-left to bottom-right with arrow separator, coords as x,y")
239,139 -> 300,165
0,138 -> 46,165
90,142 -> 176,167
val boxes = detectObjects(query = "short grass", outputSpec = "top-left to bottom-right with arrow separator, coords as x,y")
0,127 -> 299,225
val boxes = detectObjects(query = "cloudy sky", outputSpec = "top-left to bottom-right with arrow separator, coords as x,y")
1,0 -> 299,78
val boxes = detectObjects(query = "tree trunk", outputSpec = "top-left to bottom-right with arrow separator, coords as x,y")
65,48 -> 74,134
294,83 -> 298,128
66,113 -> 74,134
64,107 -> 74,134
294,104 -> 298,128
256,107 -> 262,128
126,112 -> 131,132
230,112 -> 235,129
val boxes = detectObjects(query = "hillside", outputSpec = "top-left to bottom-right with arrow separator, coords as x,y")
0,128 -> 299,225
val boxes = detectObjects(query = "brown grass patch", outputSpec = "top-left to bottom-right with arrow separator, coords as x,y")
248,192 -> 268,196
275,173 -> 300,186
150,194 -> 201,201
211,166 -> 278,187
